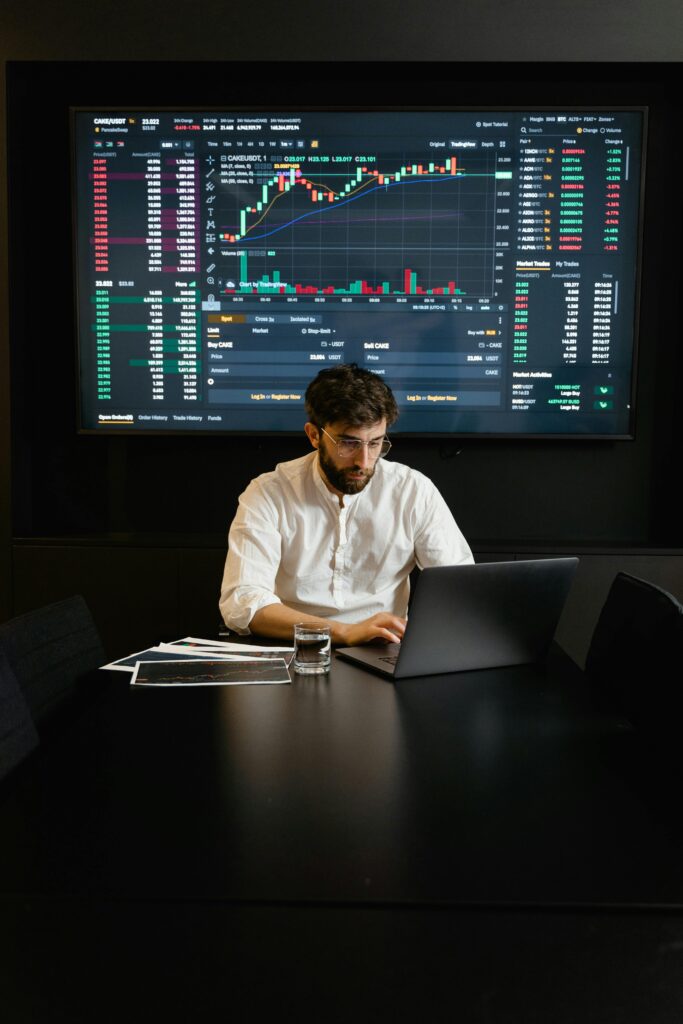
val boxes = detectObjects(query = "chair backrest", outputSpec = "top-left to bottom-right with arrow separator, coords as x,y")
585,572 -> 683,730
0,596 -> 105,730
0,648 -> 40,782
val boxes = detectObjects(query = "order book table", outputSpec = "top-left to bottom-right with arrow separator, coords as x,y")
2,647 -> 683,1021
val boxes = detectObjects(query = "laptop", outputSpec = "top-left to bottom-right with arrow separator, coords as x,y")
336,557 -> 578,679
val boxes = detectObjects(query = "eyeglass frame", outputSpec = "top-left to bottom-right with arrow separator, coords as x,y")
320,427 -> 392,460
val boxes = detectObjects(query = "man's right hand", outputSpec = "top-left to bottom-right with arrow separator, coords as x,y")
336,613 -> 407,647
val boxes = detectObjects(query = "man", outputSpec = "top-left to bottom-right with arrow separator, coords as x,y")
219,364 -> 472,644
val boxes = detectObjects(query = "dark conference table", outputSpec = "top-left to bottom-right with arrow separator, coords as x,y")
2,646 -> 683,1021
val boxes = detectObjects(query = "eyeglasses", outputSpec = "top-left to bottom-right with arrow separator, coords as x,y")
321,427 -> 392,460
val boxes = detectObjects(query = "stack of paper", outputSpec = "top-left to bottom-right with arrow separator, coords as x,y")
100,636 -> 294,687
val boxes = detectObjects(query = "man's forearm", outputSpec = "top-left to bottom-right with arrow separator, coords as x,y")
249,603 -> 406,646
249,602 -> 348,644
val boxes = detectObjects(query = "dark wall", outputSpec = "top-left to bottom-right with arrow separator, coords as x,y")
2,0 -> 683,63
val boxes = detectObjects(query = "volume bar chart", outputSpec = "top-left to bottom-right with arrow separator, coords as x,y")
224,253 -> 465,296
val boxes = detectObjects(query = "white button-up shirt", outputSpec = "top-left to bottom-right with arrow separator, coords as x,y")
219,451 -> 473,633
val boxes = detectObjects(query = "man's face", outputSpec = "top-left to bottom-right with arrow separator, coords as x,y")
308,419 -> 388,496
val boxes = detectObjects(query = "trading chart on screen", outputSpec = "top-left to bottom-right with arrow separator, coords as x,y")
73,109 -> 644,436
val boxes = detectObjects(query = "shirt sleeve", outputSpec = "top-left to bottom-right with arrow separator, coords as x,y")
219,481 -> 284,634
413,479 -> 474,569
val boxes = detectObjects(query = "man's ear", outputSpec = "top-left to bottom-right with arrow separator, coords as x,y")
304,422 -> 320,449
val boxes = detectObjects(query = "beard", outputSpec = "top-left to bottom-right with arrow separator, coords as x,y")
318,444 -> 376,495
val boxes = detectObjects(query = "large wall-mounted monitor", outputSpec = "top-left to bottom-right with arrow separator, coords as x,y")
72,108 -> 645,437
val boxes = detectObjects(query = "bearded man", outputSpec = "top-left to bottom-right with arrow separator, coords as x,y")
219,363 -> 472,644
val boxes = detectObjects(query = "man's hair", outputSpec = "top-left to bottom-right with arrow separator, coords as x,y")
305,363 -> 399,428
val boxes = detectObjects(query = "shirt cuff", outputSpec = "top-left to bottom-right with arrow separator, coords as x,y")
220,588 -> 283,635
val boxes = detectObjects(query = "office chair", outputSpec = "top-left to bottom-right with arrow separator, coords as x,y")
0,648 -> 40,782
585,572 -> 683,732
0,595 -> 105,735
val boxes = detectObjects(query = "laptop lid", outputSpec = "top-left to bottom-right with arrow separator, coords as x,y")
336,558 -> 578,679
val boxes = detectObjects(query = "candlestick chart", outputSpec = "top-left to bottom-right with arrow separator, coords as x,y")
214,150 -> 502,299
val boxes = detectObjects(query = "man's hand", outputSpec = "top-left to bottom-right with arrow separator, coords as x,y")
336,613 -> 406,646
